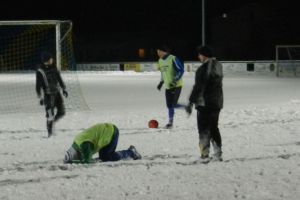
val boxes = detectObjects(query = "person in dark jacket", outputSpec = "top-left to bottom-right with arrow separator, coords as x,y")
186,46 -> 223,163
36,51 -> 68,137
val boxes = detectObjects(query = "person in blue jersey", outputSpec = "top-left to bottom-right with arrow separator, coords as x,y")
156,44 -> 184,129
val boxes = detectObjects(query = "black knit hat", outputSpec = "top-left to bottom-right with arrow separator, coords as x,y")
40,51 -> 53,63
156,43 -> 172,53
197,46 -> 213,57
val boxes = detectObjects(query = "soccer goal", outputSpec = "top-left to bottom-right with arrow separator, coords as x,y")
275,45 -> 300,77
0,20 -> 89,114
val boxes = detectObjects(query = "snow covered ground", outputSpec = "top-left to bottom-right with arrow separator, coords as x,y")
0,71 -> 299,200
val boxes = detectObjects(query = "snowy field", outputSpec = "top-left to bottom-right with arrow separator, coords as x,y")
0,71 -> 299,200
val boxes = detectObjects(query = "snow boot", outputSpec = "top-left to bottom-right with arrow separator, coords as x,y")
128,145 -> 142,160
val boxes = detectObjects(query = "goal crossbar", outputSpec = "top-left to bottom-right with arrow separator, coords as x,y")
0,20 -> 72,25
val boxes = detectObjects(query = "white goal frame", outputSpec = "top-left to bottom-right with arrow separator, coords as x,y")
276,45 -> 300,77
0,20 -> 73,70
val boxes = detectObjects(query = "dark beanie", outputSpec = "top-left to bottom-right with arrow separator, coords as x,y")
156,44 -> 172,53
197,46 -> 213,57
41,51 -> 53,63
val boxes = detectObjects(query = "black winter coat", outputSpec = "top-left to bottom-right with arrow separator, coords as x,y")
189,58 -> 223,110
36,64 -> 66,97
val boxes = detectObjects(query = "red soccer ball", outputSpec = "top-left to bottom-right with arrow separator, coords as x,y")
148,119 -> 159,128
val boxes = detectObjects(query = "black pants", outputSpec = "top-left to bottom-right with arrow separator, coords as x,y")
197,106 -> 222,157
98,126 -> 133,162
165,87 -> 182,122
44,92 -> 65,122
165,87 -> 182,108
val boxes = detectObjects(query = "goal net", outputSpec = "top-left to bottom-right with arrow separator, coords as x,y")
276,45 -> 300,77
0,20 -> 89,114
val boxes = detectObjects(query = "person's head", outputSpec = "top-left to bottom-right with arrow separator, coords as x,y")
41,51 -> 54,65
63,146 -> 80,163
156,44 -> 171,58
197,46 -> 213,62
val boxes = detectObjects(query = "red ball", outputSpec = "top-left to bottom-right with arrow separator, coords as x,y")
148,119 -> 159,128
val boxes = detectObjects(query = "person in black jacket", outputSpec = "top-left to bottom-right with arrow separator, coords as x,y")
186,46 -> 223,163
36,52 -> 68,137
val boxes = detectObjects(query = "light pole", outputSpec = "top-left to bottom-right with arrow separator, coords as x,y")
202,0 -> 206,46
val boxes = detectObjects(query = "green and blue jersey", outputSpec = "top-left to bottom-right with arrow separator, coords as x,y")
72,123 -> 116,163
158,54 -> 184,89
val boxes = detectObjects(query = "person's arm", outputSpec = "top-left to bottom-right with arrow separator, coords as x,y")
69,142 -> 95,164
55,69 -> 68,97
35,71 -> 42,98
156,64 -> 164,90
80,142 -> 95,163
173,57 -> 184,82
56,69 -> 66,90
189,63 -> 209,104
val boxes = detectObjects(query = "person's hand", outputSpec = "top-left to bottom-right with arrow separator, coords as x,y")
157,81 -> 164,91
185,103 -> 193,116
39,98 -> 44,106
63,90 -> 68,98
169,80 -> 177,88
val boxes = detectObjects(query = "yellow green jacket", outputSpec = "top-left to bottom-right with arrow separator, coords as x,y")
158,54 -> 184,89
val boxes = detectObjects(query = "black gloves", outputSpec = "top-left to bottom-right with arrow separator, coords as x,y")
157,80 -> 177,90
39,98 -> 44,106
37,94 -> 44,106
185,103 -> 193,116
157,81 -> 164,91
63,90 -> 68,98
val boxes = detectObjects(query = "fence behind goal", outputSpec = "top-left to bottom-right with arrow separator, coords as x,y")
276,45 -> 300,77
0,20 -> 89,114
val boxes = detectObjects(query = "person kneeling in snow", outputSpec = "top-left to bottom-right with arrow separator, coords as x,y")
64,123 -> 141,163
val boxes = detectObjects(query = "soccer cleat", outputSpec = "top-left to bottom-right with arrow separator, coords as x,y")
210,153 -> 223,162
128,145 -> 142,160
164,123 -> 173,129
47,120 -> 53,137
198,155 -> 210,164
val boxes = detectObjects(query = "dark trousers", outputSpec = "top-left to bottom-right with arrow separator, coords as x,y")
98,126 -> 133,162
165,87 -> 182,122
197,106 -> 222,157
44,92 -> 65,122
165,87 -> 182,108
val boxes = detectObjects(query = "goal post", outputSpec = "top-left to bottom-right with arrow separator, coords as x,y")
275,45 -> 300,77
0,20 -> 88,114
0,20 -> 74,71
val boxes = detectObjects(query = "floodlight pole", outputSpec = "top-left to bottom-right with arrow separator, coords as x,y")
202,0 -> 206,46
